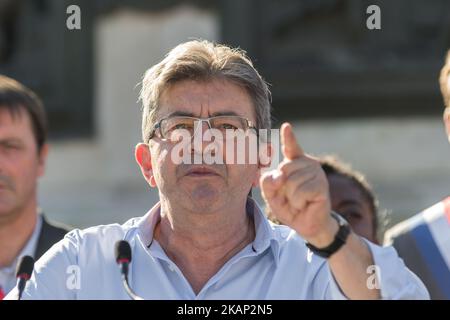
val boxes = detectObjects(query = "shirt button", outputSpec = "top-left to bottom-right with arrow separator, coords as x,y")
168,264 -> 175,272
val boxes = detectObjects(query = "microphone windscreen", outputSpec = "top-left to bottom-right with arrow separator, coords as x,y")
115,240 -> 132,263
16,255 -> 35,278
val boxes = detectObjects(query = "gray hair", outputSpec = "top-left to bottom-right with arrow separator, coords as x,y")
139,40 -> 272,142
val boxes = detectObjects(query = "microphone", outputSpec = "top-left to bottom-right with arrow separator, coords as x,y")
115,240 -> 143,300
15,255 -> 34,300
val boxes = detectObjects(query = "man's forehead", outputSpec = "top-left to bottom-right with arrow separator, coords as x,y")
157,79 -> 256,120
0,106 -> 29,126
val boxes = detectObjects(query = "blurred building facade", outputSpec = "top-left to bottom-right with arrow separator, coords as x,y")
0,0 -> 449,231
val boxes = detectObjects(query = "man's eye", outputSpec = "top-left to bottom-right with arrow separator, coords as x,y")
1,144 -> 19,149
0,144 -> 20,151
219,123 -> 238,130
172,123 -> 192,130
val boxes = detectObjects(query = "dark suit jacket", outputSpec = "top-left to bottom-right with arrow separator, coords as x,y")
34,215 -> 72,260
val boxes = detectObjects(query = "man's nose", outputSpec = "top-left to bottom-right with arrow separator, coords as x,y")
191,120 -> 211,155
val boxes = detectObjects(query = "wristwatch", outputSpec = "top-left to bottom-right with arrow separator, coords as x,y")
305,211 -> 351,259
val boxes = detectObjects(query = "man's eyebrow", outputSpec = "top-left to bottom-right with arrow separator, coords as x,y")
166,111 -> 195,118
165,111 -> 242,118
210,111 -> 240,117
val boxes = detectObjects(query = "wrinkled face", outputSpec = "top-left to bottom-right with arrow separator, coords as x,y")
0,108 -> 47,221
327,174 -> 377,243
136,79 -> 262,214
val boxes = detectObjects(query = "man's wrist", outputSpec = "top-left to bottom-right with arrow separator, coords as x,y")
305,212 -> 351,258
305,214 -> 340,248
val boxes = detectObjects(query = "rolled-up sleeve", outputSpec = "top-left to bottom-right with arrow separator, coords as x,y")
366,241 -> 430,299
323,240 -> 430,300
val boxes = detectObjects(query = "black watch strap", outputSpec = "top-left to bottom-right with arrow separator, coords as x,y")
305,212 -> 351,259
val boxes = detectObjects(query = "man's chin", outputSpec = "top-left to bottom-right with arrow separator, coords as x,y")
182,173 -> 222,180
0,204 -> 20,221
187,188 -> 223,211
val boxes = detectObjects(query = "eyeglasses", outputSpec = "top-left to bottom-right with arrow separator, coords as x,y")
148,115 -> 257,141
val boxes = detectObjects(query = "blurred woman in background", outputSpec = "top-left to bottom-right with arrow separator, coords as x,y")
320,156 -> 380,244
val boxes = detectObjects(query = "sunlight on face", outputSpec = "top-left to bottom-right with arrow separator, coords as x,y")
147,79 -> 261,214
0,108 -> 45,221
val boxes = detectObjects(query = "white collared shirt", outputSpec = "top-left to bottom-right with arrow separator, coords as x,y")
7,200 -> 429,300
0,214 -> 42,295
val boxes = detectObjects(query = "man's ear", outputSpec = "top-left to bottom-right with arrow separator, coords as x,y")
37,143 -> 49,178
135,143 -> 157,188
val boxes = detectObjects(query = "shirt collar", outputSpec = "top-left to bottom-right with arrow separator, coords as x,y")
135,198 -> 281,265
248,198 -> 281,265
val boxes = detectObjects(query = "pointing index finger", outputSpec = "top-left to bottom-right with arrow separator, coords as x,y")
281,123 -> 304,160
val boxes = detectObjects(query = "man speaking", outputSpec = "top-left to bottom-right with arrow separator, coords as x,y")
7,40 -> 428,299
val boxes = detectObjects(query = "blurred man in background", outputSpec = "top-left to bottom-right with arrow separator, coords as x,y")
0,75 -> 70,298
384,51 -> 450,299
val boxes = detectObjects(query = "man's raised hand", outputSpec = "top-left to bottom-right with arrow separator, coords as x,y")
260,123 -> 337,247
